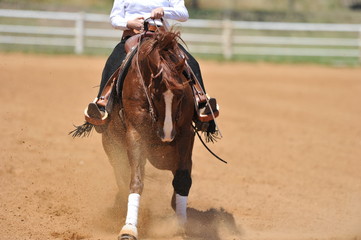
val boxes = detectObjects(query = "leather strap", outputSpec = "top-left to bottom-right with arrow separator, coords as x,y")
84,112 -> 108,126
97,67 -> 121,107
122,29 -> 137,40
198,110 -> 219,122
122,25 -> 165,41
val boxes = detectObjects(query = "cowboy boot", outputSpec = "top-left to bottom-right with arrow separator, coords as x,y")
84,99 -> 109,127
198,97 -> 219,122
194,97 -> 219,134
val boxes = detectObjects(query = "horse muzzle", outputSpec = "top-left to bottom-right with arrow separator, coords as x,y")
158,128 -> 176,143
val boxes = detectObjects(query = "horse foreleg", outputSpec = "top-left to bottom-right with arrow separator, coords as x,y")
119,193 -> 140,240
118,128 -> 145,240
172,169 -> 192,226
172,130 -> 194,227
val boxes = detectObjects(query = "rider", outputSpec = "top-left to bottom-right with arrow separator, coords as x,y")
86,0 -> 215,126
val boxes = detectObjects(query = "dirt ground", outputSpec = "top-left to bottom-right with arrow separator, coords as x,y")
0,52 -> 360,240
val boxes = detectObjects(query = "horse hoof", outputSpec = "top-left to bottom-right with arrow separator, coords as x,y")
118,224 -> 138,240
118,234 -> 137,240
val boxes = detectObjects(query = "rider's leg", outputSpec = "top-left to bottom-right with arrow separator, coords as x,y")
97,41 -> 127,99
86,40 -> 127,123
178,45 -> 206,93
178,45 -> 219,132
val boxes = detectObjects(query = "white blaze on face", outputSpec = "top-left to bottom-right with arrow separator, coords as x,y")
162,89 -> 174,142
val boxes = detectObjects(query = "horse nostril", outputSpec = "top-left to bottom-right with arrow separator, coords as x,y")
171,128 -> 177,139
161,136 -> 175,143
158,128 -> 176,143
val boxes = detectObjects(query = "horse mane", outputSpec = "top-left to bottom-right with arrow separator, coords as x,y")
136,29 -> 188,91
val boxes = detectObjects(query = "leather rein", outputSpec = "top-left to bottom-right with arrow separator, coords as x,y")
133,18 -> 183,124
133,19 -> 163,123
135,38 -> 158,123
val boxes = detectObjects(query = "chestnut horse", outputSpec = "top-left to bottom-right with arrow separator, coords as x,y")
102,30 -> 194,240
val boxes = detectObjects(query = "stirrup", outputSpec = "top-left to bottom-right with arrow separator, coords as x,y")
197,97 -> 219,122
84,100 -> 108,126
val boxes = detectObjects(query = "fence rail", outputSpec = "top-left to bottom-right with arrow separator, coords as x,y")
0,9 -> 361,61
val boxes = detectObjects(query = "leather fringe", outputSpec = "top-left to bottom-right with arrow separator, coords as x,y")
204,120 -> 221,143
69,122 -> 94,138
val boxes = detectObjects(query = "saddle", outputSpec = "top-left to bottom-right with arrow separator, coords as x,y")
97,32 -> 156,112
87,30 -> 219,126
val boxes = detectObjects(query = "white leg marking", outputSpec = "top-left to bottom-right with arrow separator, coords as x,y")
163,89 -> 174,142
125,193 -> 140,226
175,194 -> 188,226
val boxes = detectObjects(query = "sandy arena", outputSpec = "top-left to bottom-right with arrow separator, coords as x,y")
0,52 -> 360,240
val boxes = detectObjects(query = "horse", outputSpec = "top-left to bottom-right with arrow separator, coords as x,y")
101,29 -> 195,240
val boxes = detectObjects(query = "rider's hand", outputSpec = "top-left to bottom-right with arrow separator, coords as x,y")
151,8 -> 164,19
126,17 -> 144,31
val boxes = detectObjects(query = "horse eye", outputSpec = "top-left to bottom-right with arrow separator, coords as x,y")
155,94 -> 162,102
152,91 -> 161,102
175,101 -> 182,121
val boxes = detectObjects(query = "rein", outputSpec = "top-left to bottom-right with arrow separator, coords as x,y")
132,17 -> 171,123
193,125 -> 227,164
135,36 -> 158,123
133,18 -> 182,124
151,67 -> 164,79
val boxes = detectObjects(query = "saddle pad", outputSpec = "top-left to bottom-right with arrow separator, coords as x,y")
105,47 -> 138,113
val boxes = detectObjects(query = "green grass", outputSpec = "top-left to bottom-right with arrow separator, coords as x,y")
232,55 -> 360,67
1,43 -> 360,67
193,53 -> 360,67
0,0 -> 112,12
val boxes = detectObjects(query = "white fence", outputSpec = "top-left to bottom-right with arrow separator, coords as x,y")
1,9 -> 361,61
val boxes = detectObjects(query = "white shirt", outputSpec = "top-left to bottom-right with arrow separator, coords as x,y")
110,0 -> 189,30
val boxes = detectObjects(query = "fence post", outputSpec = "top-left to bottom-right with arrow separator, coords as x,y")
359,25 -> 361,63
222,18 -> 233,60
75,12 -> 85,54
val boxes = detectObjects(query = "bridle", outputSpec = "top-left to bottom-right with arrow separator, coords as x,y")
135,43 -> 158,123
134,18 -> 183,124
135,44 -> 186,125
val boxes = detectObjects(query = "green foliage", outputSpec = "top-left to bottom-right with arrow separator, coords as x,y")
0,0 -> 112,12
1,0 -> 360,22
187,0 -> 361,23
193,53 -> 360,67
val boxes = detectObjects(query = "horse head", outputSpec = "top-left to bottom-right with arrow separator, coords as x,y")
137,30 -> 190,143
